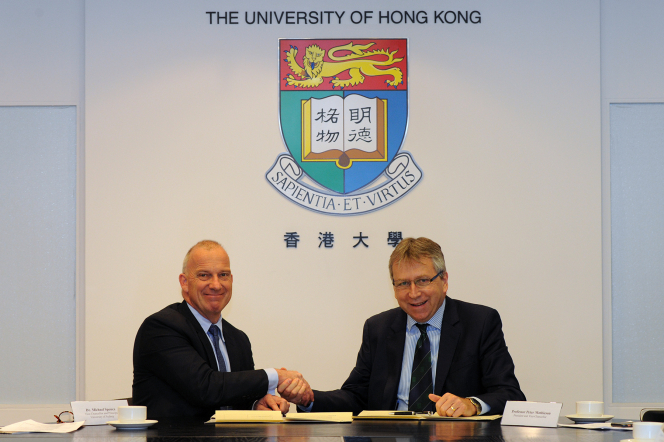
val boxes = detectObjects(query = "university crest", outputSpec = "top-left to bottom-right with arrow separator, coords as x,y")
266,38 -> 422,215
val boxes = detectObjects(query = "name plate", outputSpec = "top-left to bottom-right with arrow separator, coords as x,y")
70,400 -> 128,425
500,401 -> 562,428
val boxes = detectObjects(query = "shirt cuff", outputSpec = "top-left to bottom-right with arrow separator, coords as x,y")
469,397 -> 490,415
297,402 -> 314,412
265,368 -> 278,395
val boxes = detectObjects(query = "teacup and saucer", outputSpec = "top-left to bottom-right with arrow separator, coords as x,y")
107,406 -> 158,430
565,401 -> 614,424
621,421 -> 664,442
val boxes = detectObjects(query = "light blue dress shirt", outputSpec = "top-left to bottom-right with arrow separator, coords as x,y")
395,299 -> 445,410
186,303 -> 278,394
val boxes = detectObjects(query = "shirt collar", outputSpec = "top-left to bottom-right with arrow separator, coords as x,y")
186,302 -> 225,343
406,297 -> 446,331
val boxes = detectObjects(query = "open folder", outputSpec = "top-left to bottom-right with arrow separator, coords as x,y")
354,411 -> 502,421
211,410 -> 353,423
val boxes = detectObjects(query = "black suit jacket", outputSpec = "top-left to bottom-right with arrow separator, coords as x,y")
312,297 -> 525,414
132,301 -> 268,418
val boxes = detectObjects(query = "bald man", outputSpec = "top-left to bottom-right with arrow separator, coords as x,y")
133,240 -> 311,418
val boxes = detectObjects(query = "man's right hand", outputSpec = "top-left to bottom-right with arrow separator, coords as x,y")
276,368 -> 313,406
278,378 -> 314,406
276,368 -> 305,385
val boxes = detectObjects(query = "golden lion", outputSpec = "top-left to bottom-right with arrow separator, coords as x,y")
283,42 -> 403,89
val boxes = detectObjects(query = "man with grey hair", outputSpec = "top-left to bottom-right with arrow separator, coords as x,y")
133,240 -> 311,418
283,237 -> 525,416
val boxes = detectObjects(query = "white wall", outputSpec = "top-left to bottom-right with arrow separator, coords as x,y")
0,0 -> 84,425
601,0 -> 664,417
2,0 -> 627,424
84,0 -> 601,417
0,0 -> 83,104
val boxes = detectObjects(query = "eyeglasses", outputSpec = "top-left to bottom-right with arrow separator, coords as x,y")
54,411 -> 74,423
393,270 -> 445,292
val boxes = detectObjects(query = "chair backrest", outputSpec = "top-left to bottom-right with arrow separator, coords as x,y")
641,409 -> 664,422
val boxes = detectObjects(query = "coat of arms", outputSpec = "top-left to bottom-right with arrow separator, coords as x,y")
266,38 -> 422,215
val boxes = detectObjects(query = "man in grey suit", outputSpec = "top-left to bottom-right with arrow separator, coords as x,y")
282,237 -> 525,416
133,240 -> 311,418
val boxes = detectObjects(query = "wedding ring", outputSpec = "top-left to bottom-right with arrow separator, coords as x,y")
450,406 -> 455,411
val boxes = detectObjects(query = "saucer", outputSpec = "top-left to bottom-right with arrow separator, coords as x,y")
106,420 -> 157,430
565,414 -> 613,423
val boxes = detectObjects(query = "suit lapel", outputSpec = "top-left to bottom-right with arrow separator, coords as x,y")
383,310 -> 407,409
178,301 -> 219,369
435,297 -> 461,395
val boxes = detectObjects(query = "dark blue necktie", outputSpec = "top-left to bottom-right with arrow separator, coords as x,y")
208,324 -> 228,372
408,323 -> 434,412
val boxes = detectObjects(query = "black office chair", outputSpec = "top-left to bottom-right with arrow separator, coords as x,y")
641,409 -> 664,422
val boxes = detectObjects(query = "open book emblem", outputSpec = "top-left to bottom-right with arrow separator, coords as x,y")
302,94 -> 387,169
267,38 -> 422,215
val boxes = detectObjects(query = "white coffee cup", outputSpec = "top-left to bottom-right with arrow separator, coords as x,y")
117,406 -> 147,423
633,421 -> 664,440
576,401 -> 603,417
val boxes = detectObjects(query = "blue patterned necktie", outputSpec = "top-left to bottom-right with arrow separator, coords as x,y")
208,324 -> 228,372
408,323 -> 434,412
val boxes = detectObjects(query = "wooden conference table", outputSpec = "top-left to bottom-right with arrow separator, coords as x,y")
0,417 -> 633,442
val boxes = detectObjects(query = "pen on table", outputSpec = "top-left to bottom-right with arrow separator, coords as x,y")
390,411 -> 434,415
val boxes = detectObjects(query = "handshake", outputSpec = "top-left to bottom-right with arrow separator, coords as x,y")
254,368 -> 314,413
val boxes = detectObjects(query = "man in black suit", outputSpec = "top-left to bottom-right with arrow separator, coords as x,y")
133,240 -> 311,418
281,237 -> 525,416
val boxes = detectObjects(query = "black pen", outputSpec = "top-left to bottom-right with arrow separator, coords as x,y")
391,411 -> 434,416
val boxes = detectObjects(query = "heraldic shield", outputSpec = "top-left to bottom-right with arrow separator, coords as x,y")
268,38 -> 421,215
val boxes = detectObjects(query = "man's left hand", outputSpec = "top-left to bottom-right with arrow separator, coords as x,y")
428,393 -> 477,417
255,394 -> 290,413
